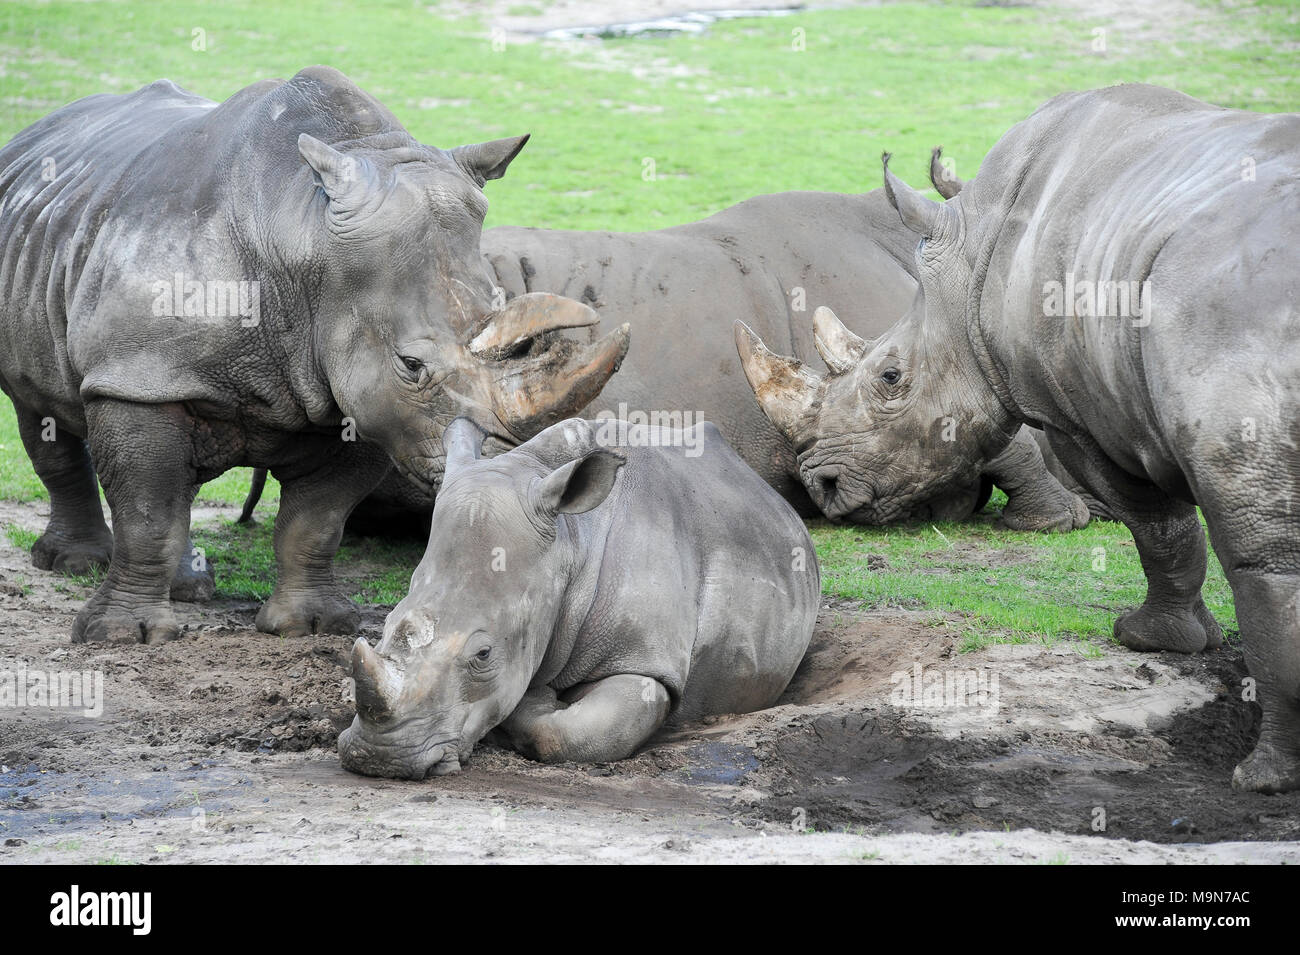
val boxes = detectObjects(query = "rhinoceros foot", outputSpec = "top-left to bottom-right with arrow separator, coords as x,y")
997,488 -> 1090,534
1233,741 -> 1300,794
72,592 -> 180,645
256,587 -> 359,639
32,526 -> 113,576
1114,599 -> 1223,654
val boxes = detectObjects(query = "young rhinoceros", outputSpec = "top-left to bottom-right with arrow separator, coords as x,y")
338,416 -> 819,779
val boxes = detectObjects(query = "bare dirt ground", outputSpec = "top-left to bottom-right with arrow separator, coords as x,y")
1,499 -> 1297,864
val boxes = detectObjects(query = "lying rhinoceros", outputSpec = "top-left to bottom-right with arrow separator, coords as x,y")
337,416 -> 818,778
0,66 -> 627,643
328,185 -> 1088,535
741,84 -> 1300,792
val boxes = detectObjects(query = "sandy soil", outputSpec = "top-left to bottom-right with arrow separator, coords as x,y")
1,499 -> 1297,864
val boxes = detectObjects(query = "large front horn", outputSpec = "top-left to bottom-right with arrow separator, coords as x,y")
351,638 -> 401,722
488,324 -> 631,440
469,292 -> 601,360
734,321 -> 823,444
813,306 -> 870,374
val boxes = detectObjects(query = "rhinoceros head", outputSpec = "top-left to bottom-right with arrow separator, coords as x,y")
734,154 -> 1011,523
337,417 -> 625,779
293,128 -> 629,493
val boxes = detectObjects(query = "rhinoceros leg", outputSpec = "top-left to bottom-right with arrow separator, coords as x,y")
13,402 -> 115,576
499,675 -> 672,763
1044,426 -> 1222,653
1220,568 -> 1300,793
255,443 -> 391,639
984,427 -> 1089,532
72,399 -> 199,644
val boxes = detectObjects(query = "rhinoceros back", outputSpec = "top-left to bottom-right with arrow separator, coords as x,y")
538,418 -> 818,722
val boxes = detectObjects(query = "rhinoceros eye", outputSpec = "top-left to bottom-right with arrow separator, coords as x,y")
400,355 -> 425,377
475,646 -> 491,661
881,367 -> 902,386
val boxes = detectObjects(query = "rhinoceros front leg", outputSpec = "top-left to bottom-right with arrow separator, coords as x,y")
500,675 -> 672,763
72,400 -> 201,644
1044,426 -> 1222,653
984,427 -> 1089,532
13,402 -> 115,576
255,443 -> 391,638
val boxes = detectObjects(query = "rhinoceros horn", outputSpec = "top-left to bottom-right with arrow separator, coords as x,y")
734,320 -> 822,444
929,146 -> 965,200
813,306 -> 871,375
468,292 -> 601,361
351,638 -> 402,722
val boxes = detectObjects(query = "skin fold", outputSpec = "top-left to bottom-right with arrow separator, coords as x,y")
337,416 -> 819,779
759,84 -> 1299,793
0,66 -> 626,643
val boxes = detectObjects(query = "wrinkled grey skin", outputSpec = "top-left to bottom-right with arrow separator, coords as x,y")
343,186 -> 1087,533
338,416 -> 818,779
0,66 -> 626,643
787,84 -> 1300,792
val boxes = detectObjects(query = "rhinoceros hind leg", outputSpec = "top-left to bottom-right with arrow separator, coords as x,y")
1220,567 -> 1300,793
500,674 -> 672,764
13,404 -> 114,575
72,399 -> 197,645
256,444 -> 391,638
985,428 -> 1089,533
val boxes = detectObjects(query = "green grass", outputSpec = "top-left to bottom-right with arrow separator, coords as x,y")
0,0 -> 1293,634
813,493 -> 1238,648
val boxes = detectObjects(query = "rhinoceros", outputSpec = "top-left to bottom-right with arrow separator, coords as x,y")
0,66 -> 627,643
326,185 -> 1088,535
740,84 -> 1300,792
337,416 -> 818,778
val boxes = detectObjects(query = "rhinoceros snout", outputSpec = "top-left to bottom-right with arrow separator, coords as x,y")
338,720 -> 462,780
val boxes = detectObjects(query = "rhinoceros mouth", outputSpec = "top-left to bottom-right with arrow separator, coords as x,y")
338,719 -> 464,780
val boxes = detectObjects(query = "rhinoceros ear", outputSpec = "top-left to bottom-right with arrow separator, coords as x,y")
882,151 -> 943,237
442,417 -> 487,475
451,134 -> 530,187
534,449 -> 625,519
928,146 -> 964,200
298,133 -> 376,207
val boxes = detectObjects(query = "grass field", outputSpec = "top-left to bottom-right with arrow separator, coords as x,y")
0,0 -> 1289,642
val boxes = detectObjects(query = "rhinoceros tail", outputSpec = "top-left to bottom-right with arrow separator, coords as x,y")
238,468 -> 268,525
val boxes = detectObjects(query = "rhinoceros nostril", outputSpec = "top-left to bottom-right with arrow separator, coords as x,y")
813,467 -> 840,503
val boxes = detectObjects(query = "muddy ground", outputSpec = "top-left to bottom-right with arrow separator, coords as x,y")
1,500 -> 1297,864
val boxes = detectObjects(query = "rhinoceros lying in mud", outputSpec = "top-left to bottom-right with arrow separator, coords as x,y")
328,186 -> 1088,535
337,416 -> 818,778
749,84 -> 1300,792
0,66 -> 626,643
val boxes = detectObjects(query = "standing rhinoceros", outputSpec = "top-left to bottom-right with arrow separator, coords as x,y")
336,186 -> 1088,534
337,416 -> 818,778
0,66 -> 627,643
740,84 -> 1300,792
